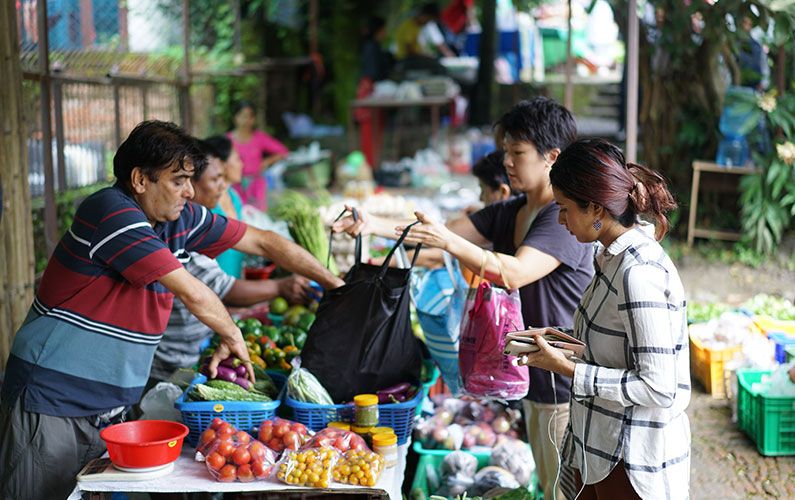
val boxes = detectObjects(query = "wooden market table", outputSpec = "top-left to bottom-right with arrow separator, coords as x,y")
686,160 -> 760,247
69,444 -> 409,499
347,95 -> 454,168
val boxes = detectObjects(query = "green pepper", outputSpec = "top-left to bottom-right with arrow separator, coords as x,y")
264,349 -> 278,367
293,331 -> 307,349
296,312 -> 315,332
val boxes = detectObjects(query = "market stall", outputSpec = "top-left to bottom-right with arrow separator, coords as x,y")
68,444 -> 409,499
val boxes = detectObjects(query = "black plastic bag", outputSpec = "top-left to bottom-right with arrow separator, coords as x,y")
300,210 -> 424,403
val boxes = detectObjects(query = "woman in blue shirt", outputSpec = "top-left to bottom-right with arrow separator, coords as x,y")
204,135 -> 246,278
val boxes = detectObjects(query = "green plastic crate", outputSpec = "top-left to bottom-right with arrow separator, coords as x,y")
736,369 -> 795,456
416,360 -> 441,417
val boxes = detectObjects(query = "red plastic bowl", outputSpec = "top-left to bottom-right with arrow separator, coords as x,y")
100,420 -> 189,469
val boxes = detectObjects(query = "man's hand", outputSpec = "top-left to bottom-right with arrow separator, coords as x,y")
275,276 -> 312,305
208,328 -> 255,383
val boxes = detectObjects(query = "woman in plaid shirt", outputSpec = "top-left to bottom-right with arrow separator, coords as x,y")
517,139 -> 690,499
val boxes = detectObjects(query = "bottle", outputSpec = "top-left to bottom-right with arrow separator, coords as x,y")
353,394 -> 379,427
372,432 -> 398,468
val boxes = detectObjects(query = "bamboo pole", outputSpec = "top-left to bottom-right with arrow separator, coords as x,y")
0,0 -> 36,370
625,0 -> 639,162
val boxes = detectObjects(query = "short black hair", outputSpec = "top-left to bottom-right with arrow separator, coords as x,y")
203,135 -> 233,162
472,151 -> 510,191
420,3 -> 439,17
113,120 -> 207,190
494,97 -> 577,155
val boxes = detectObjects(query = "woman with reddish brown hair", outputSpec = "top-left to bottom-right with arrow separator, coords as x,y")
514,139 -> 690,499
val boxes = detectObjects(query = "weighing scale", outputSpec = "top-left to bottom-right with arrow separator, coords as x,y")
76,457 -> 175,482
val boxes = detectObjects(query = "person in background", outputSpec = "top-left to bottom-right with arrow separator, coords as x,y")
517,138 -> 689,499
149,142 -> 313,386
395,4 -> 454,60
467,150 -> 518,213
440,0 -> 476,54
335,99 -> 594,500
0,121 -> 343,500
204,135 -> 246,278
227,101 -> 289,211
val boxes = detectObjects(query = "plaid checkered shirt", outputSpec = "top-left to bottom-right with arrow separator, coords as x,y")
561,223 -> 691,499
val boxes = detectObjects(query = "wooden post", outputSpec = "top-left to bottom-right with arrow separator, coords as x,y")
472,0 -> 496,126
625,0 -> 639,162
0,0 -> 36,370
564,0 -> 574,110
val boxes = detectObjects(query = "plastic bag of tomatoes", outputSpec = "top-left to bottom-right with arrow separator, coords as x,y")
196,418 -> 245,461
256,417 -> 311,454
275,447 -> 340,488
300,427 -> 368,453
204,431 -> 278,483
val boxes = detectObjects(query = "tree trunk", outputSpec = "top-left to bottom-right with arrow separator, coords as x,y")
0,0 -> 35,370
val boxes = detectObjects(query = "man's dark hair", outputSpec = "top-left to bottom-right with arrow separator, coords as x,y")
420,3 -> 440,17
472,151 -> 511,191
113,120 -> 207,190
494,97 -> 577,155
203,135 -> 234,162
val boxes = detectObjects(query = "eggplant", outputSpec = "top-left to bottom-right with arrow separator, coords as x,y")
233,377 -> 251,390
235,363 -> 248,378
214,365 -> 238,383
377,382 -> 413,404
219,356 -> 241,369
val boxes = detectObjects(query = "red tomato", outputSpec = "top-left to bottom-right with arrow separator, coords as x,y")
200,428 -> 217,444
350,440 -> 366,451
237,464 -> 254,482
217,424 -> 235,438
258,424 -> 273,443
291,423 -> 308,435
210,418 -> 225,430
333,437 -> 349,452
268,437 -> 283,452
283,431 -> 299,450
273,422 -> 289,438
251,460 -> 268,479
218,464 -> 237,482
248,441 -> 268,462
206,452 -> 225,471
232,447 -> 251,465
235,431 -> 251,445
217,440 -> 236,458
316,437 -> 334,448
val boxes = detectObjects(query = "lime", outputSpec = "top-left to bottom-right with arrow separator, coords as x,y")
271,297 -> 289,315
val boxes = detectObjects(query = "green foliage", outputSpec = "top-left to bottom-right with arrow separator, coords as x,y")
736,89 -> 795,254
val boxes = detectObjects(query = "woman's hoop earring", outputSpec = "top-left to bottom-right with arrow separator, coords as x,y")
593,219 -> 602,231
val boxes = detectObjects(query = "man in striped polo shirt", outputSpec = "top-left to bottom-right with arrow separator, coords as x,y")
0,121 -> 344,499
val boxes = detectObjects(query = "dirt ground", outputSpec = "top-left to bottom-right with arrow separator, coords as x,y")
676,252 -> 795,499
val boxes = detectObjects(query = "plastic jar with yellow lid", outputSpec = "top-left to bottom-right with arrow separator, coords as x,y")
351,424 -> 374,448
353,394 -> 379,427
372,432 -> 398,468
327,421 -> 351,431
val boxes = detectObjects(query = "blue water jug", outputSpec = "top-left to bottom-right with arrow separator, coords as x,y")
716,87 -> 756,167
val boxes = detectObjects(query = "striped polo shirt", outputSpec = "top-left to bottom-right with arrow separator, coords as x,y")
1,185 -> 246,417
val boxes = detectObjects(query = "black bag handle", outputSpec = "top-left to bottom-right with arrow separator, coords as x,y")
378,219 -> 423,279
328,207 -> 362,270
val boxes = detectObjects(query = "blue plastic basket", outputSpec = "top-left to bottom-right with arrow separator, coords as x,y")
768,332 -> 795,364
175,371 -> 286,447
284,389 -> 422,445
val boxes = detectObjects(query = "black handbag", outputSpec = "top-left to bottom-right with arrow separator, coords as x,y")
300,210 -> 424,403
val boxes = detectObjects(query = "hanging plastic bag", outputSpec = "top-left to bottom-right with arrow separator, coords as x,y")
412,251 -> 468,395
458,251 -> 529,400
